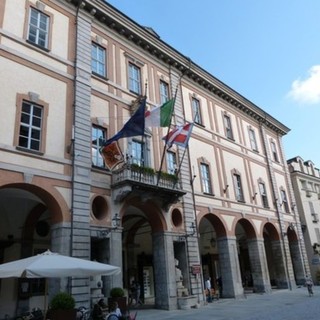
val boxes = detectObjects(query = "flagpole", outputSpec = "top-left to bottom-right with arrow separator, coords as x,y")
156,85 -> 179,186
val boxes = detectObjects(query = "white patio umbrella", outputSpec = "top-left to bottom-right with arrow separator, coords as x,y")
0,250 -> 121,312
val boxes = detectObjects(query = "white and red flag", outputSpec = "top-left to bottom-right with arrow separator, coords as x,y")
162,122 -> 194,148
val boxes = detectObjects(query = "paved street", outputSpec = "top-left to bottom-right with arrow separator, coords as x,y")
135,286 -> 320,320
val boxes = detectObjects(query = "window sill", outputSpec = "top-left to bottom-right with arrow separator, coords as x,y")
92,72 -> 109,81
16,146 -> 44,156
26,39 -> 50,52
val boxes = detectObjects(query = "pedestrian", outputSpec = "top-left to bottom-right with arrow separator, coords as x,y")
107,301 -> 122,320
205,277 -> 212,302
134,281 -> 143,306
305,275 -> 314,297
216,276 -> 222,298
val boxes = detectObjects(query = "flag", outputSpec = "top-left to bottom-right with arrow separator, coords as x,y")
163,122 -> 194,148
100,141 -> 124,170
145,99 -> 174,127
102,97 -> 146,146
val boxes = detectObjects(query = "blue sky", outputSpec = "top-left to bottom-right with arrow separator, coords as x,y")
107,0 -> 320,167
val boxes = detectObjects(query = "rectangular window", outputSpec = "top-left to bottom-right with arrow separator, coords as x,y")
280,190 -> 289,213
224,115 -> 234,140
160,81 -> 169,104
200,163 -> 212,194
271,141 -> 279,162
91,126 -> 105,167
249,128 -> 258,151
131,141 -> 144,166
259,183 -> 269,208
233,174 -> 244,201
129,63 -> 141,95
192,97 -> 202,124
28,7 -> 49,48
166,151 -> 176,174
92,43 -> 106,77
19,101 -> 43,151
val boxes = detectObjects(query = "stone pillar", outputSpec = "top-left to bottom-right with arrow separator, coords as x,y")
108,230 -> 123,290
289,240 -> 305,285
271,240 -> 289,288
247,238 -> 271,293
218,237 -> 244,298
153,232 -> 176,310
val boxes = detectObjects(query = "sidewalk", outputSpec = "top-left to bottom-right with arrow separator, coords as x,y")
134,286 -> 320,320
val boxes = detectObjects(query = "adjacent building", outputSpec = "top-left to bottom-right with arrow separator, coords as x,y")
0,0 -> 309,318
288,157 -> 320,282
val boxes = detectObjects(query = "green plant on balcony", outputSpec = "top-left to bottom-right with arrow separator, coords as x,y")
157,171 -> 179,183
130,163 -> 155,175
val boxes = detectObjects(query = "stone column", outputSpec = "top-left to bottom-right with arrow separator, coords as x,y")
271,240 -> 289,288
153,232 -> 176,310
218,237 -> 244,298
247,238 -> 272,293
108,230 -> 123,290
289,240 -> 305,285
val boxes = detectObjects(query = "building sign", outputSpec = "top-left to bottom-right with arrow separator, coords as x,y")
192,264 -> 201,275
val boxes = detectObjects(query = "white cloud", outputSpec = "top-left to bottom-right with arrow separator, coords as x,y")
287,65 -> 320,104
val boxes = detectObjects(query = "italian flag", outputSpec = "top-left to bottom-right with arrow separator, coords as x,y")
145,99 -> 174,127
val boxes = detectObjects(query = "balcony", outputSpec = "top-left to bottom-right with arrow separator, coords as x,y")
111,164 -> 186,209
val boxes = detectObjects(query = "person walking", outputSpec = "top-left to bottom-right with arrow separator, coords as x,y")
305,275 -> 314,297
205,277 -> 212,302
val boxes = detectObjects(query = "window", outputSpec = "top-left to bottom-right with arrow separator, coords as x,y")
233,174 -> 244,201
131,141 -> 144,166
166,151 -> 177,174
160,81 -> 169,104
280,189 -> 289,213
271,141 -> 279,162
92,126 -> 105,167
91,43 -> 106,77
27,7 -> 49,48
224,115 -> 234,140
192,97 -> 202,124
18,101 -> 43,151
128,63 -> 141,95
249,128 -> 258,151
259,182 -> 269,208
200,163 -> 212,194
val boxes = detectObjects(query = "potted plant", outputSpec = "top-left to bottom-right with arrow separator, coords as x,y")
47,292 -> 76,320
108,287 -> 127,316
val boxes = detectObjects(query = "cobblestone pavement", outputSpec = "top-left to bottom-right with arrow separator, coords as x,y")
134,286 -> 320,320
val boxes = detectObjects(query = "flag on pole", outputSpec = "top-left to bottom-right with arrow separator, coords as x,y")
163,122 -> 194,148
102,97 -> 146,146
100,141 -> 124,170
145,98 -> 174,127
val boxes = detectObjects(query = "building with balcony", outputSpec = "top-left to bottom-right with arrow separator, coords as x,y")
0,0 -> 309,318
287,157 -> 320,282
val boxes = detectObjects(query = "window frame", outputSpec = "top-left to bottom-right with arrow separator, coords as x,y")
166,150 -> 177,174
270,141 -> 279,162
192,97 -> 202,125
91,42 -> 106,77
259,182 -> 269,208
280,189 -> 289,213
200,162 -> 213,194
160,80 -> 169,105
14,94 -> 48,155
25,4 -> 53,51
131,140 -> 144,166
91,125 -> 106,168
128,62 -> 142,95
249,128 -> 258,151
223,114 -> 234,140
233,173 -> 244,202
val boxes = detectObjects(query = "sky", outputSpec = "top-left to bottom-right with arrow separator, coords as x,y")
106,0 -> 320,167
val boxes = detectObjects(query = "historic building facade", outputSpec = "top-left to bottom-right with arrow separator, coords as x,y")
0,0 -> 309,318
287,157 -> 320,282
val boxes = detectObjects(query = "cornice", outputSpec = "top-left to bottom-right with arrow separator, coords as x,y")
64,0 -> 290,136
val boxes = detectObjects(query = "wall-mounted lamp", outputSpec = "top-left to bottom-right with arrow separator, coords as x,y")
190,175 -> 197,185
291,203 -> 296,211
223,185 -> 229,193
97,213 -> 121,238
252,192 -> 258,200
184,222 -> 196,237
